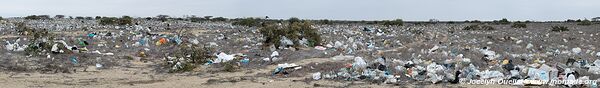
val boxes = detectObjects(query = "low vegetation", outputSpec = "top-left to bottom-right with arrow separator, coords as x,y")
232,17 -> 262,27
463,24 -> 495,30
381,19 -> 404,26
494,18 -> 511,25
511,22 -> 527,28
551,26 -> 569,32
24,15 -> 51,20
166,44 -> 215,72
98,16 -> 134,25
577,19 -> 592,26
260,18 -> 322,48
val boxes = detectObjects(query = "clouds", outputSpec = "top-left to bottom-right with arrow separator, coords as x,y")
0,0 -> 598,20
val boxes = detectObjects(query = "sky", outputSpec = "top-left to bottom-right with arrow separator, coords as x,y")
0,0 -> 599,21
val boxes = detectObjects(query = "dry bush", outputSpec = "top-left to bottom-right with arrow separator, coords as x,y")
463,24 -> 495,30
511,22 -> 527,28
551,26 -> 569,32
166,44 -> 214,72
577,19 -> 592,26
382,19 -> 403,26
259,19 -> 322,48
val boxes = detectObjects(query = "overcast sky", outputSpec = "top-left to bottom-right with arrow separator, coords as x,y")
1,0 -> 599,21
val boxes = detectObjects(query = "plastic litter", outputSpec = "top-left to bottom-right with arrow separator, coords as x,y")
527,68 -> 549,80
429,45 -> 439,53
271,51 -> 279,57
331,54 -> 354,61
352,57 -> 367,69
96,63 -> 103,68
480,48 -> 499,60
572,47 -> 582,54
215,52 -> 235,63
314,46 -> 326,50
70,56 -> 78,64
526,43 -> 533,49
313,72 -> 322,80
588,59 -> 600,74
479,70 -> 504,79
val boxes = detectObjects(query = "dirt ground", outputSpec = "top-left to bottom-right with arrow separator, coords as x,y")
1,19 -> 599,88
0,58 -> 524,88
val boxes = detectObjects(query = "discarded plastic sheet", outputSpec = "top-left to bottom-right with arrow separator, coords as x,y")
215,52 -> 235,63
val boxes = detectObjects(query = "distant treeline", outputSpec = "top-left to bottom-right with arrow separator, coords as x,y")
3,15 -> 598,26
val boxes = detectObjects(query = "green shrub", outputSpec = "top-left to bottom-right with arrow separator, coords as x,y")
157,15 -> 169,22
24,15 -> 50,20
463,24 -> 495,30
98,16 -> 133,25
498,18 -> 510,24
54,15 -> 65,19
211,17 -> 228,21
223,62 -> 238,72
319,19 -> 331,24
75,16 -> 84,19
382,19 -> 403,26
118,16 -> 133,25
551,26 -> 569,32
232,18 -> 261,27
511,22 -> 527,28
259,19 -> 321,48
288,17 -> 301,24
98,17 -> 118,25
189,16 -> 203,22
181,45 -> 214,64
577,19 -> 592,26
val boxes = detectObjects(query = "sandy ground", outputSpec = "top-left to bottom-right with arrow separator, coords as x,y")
0,58 -> 526,88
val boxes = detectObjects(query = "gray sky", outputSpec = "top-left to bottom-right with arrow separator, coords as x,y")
1,0 -> 599,21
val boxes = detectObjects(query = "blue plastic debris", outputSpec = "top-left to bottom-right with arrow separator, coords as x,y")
87,33 -> 96,38
240,58 -> 250,64
204,60 -> 213,65
138,37 -> 147,45
70,56 -> 78,64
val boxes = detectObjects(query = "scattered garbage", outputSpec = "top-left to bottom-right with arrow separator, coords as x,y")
2,17 -> 600,87
70,56 -> 78,64
96,63 -> 103,68
352,57 -> 367,69
589,59 -> 600,74
273,63 -> 301,76
215,52 -> 235,63
313,72 -> 322,80
572,47 -> 582,54
314,46 -> 326,50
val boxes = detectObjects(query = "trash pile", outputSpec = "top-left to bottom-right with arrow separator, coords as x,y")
1,18 -> 599,87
